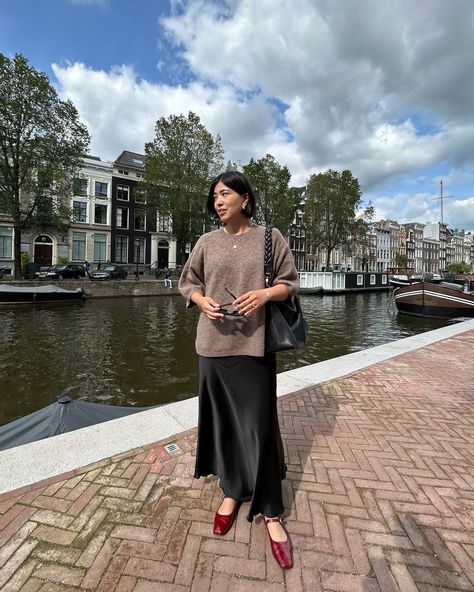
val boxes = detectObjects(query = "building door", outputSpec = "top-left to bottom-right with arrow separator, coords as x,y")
157,240 -> 169,268
34,235 -> 53,266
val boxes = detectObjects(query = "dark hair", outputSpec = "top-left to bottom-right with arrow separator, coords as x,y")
207,171 -> 256,219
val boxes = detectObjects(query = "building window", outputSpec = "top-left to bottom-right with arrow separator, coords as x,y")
116,207 -> 129,229
72,232 -> 86,261
117,185 -> 129,201
72,201 -> 87,222
135,237 -> 145,264
94,234 -> 107,263
94,204 -> 107,225
158,214 -> 170,232
73,178 -> 88,196
357,274 -> 363,286
0,228 -> 13,259
135,210 -> 146,231
118,169 -> 129,175
116,236 -> 128,263
94,181 -> 108,198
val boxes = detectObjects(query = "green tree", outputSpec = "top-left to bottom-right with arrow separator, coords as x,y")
446,262 -> 470,274
0,53 -> 90,278
242,154 -> 301,235
303,169 -> 372,269
395,252 -> 408,268
144,111 -> 224,265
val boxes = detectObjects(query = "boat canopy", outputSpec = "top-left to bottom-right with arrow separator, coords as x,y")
0,396 -> 155,451
0,284 -> 81,294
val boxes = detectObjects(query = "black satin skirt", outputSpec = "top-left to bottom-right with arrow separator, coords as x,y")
195,354 -> 287,522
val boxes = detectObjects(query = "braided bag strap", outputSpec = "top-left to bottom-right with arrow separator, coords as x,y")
264,225 -> 273,287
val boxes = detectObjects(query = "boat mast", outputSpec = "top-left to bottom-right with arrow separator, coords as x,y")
440,180 -> 444,225
433,180 -> 451,226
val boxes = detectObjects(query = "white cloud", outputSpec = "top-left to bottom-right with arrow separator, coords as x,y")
52,0 -> 474,227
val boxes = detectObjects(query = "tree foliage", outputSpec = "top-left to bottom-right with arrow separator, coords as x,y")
303,169 -> 373,269
242,154 -> 300,235
144,111 -> 224,264
0,53 -> 90,277
395,252 -> 408,268
446,262 -> 470,274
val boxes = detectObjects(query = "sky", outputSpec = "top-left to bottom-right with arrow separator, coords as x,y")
1,0 -> 474,231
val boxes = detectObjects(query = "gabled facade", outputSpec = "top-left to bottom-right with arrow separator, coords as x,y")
403,223 -> 424,273
111,151 -> 155,270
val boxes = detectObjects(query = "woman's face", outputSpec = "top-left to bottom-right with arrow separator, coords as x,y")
213,181 -> 248,225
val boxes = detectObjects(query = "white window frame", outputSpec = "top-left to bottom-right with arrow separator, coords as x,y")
116,207 -> 129,229
117,185 -> 130,201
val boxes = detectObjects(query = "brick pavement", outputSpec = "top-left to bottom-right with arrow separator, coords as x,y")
1,330 -> 474,591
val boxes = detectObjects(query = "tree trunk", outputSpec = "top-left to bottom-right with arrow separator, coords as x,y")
176,239 -> 187,266
326,250 -> 332,271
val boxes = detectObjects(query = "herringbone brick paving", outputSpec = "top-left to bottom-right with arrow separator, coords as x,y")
1,331 -> 474,591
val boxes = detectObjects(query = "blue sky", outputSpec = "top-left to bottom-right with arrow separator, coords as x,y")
1,0 -> 473,231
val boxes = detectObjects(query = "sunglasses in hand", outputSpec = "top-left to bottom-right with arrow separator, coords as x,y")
218,288 -> 241,316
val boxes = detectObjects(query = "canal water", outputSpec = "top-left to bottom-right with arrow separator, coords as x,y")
0,291 -> 448,426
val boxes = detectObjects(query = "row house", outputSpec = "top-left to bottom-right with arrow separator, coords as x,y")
446,230 -> 465,267
423,223 -> 447,272
1,186 -> 74,274
112,151 -> 177,271
374,220 -> 404,269
422,238 -> 439,273
403,223 -> 424,273
288,202 -> 306,272
374,223 -> 390,272
69,155 -> 113,265
111,151 -> 155,271
464,233 -> 474,270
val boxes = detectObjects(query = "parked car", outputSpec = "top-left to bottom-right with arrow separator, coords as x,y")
89,265 -> 128,281
36,263 -> 86,280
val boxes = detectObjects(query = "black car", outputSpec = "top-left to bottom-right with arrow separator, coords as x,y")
36,263 -> 86,280
89,265 -> 128,280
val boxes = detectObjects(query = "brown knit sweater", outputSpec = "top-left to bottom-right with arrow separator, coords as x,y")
178,225 -> 299,357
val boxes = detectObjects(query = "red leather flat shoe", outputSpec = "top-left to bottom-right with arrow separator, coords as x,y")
264,517 -> 293,569
213,500 -> 240,536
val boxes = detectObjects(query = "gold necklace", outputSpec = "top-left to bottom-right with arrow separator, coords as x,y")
224,226 -> 252,249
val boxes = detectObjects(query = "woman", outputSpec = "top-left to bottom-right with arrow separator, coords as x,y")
178,171 -> 298,569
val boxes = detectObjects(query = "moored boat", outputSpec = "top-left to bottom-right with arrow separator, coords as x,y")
393,281 -> 474,318
0,284 -> 86,304
299,286 -> 323,294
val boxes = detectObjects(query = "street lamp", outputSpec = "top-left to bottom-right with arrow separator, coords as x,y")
135,238 -> 140,281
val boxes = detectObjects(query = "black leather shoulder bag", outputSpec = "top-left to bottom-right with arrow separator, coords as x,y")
264,225 -> 308,353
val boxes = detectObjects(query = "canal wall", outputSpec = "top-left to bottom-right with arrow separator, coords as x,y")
3,279 -> 181,298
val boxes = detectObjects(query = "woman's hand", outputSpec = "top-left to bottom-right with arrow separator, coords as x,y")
234,289 -> 271,316
196,295 -> 224,319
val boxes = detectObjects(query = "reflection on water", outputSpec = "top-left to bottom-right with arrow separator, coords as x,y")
0,292 -> 448,425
